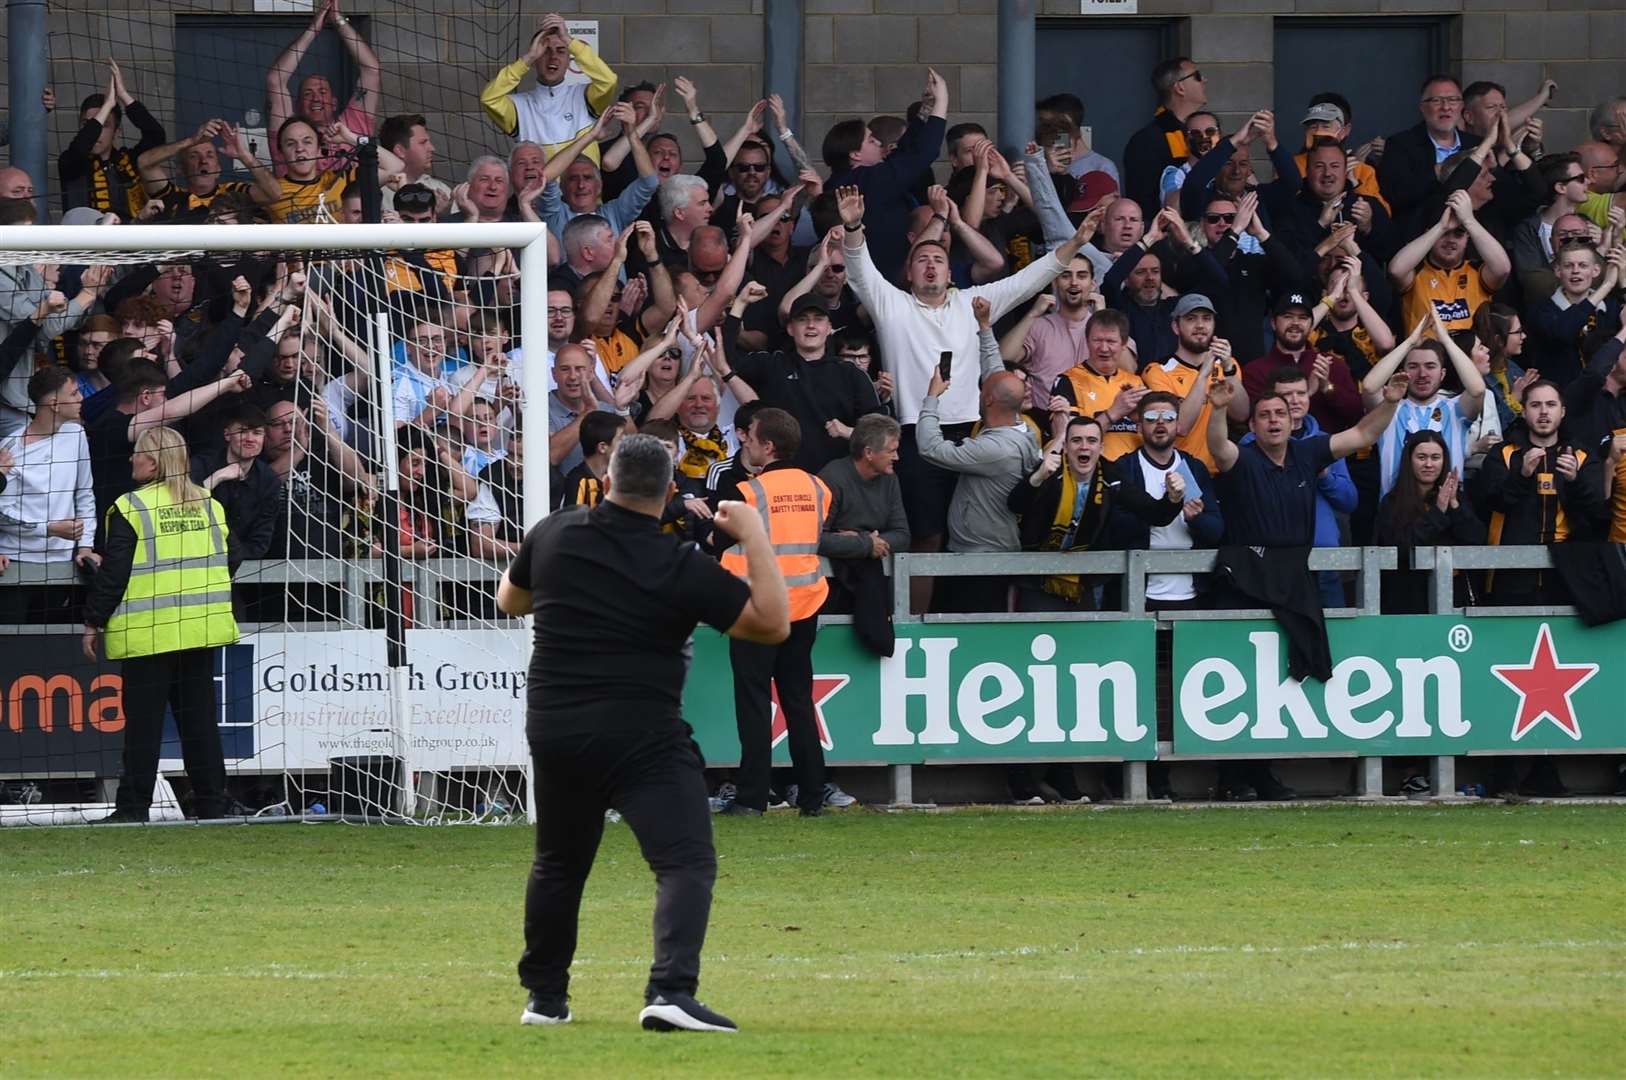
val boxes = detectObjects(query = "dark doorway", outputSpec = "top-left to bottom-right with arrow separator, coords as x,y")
1036,19 -> 1180,174
1274,17 -> 1449,146
175,15 -> 360,166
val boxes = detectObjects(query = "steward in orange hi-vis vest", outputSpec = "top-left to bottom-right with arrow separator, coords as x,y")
719,467 -> 832,621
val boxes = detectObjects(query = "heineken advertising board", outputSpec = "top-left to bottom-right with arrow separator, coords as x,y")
1174,616 -> 1626,755
684,622 -> 1157,765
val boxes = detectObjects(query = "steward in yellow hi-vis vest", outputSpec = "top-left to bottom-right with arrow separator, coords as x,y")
718,409 -> 841,817
83,427 -> 239,824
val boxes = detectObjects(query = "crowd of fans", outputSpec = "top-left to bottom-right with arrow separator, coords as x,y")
2,7 -> 1626,797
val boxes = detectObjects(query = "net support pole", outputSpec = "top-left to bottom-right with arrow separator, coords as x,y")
518,232 -> 549,826
519,233 -> 551,527
6,0 -> 48,219
373,311 -> 415,819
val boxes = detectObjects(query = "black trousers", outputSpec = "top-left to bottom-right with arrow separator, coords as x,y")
519,727 -> 717,1002
730,615 -> 826,813
114,647 -> 227,818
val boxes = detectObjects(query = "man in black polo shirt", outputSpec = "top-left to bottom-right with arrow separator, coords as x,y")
1206,369 -> 1407,546
497,434 -> 790,1034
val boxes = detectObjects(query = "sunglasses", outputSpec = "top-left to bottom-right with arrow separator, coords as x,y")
1186,127 -> 1219,139
1176,69 -> 1204,85
1204,212 -> 1236,224
734,162 -> 769,173
1142,410 -> 1178,423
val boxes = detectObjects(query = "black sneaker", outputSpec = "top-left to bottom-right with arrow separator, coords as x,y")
520,992 -> 572,1025
98,807 -> 149,824
798,805 -> 824,818
639,992 -> 738,1033
717,802 -> 763,817
1215,783 -> 1258,802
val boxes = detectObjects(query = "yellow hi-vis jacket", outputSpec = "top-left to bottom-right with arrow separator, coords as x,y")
103,483 -> 239,660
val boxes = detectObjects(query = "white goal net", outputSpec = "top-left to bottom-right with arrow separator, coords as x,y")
0,222 -> 548,825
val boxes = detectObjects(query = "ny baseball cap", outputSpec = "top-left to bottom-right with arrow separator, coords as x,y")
788,294 -> 833,321
1273,291 -> 1314,317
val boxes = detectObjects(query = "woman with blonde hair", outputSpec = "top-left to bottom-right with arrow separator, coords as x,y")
82,425 -> 241,823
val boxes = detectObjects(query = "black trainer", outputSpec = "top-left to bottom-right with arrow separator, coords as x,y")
717,802 -> 763,817
520,992 -> 572,1025
639,992 -> 738,1033
98,807 -> 149,824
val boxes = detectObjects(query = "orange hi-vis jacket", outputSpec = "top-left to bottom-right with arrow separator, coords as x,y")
719,465 -> 832,622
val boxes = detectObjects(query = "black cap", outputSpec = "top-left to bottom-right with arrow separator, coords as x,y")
1272,291 -> 1313,317
788,294 -> 832,321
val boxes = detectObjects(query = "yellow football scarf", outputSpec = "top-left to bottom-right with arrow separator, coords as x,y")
679,426 -> 728,479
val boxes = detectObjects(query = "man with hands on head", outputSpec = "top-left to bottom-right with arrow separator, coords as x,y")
482,13 -> 617,160
1360,305 -> 1486,496
136,119 -> 281,221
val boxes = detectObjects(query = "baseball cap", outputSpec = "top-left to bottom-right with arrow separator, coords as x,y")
1272,291 -> 1313,317
1172,293 -> 1215,319
788,294 -> 832,321
1303,103 -> 1346,128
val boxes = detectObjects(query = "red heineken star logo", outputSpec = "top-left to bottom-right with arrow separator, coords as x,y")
1490,623 -> 1596,742
770,675 -> 848,752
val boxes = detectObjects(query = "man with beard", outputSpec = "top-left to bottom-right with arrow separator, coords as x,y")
714,139 -> 777,228
1242,292 -> 1364,433
1049,310 -> 1146,462
1145,294 -> 1247,470
1112,392 -> 1224,612
1389,192 -> 1511,338
722,289 -> 882,473
1102,210 -> 1221,364
1361,308 -> 1486,495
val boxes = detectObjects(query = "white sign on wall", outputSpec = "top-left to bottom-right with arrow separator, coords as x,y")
563,21 -> 601,86
1079,0 -> 1136,12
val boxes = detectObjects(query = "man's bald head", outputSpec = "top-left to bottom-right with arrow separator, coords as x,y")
0,167 -> 34,200
981,371 -> 1026,413
688,227 -> 730,279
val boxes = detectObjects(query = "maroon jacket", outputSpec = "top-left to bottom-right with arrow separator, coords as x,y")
1243,345 -> 1364,433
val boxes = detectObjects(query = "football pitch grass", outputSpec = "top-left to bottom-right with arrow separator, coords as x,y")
5,805 -> 1624,1078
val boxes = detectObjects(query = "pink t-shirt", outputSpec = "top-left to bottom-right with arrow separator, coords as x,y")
271,99 -> 373,177
1021,310 -> 1094,410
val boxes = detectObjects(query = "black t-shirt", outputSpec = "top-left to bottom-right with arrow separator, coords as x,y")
85,408 -> 137,533
1216,433 -> 1336,548
509,500 -> 751,739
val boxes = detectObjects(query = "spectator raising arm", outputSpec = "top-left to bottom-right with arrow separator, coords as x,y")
128,371 -> 253,444
1360,315 -> 1430,407
1330,371 -> 1413,459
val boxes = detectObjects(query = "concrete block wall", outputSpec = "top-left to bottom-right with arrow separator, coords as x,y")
6,0 -> 1625,203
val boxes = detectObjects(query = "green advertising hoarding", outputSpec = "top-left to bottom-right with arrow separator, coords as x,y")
1174,616 -> 1626,755
684,621 -> 1158,765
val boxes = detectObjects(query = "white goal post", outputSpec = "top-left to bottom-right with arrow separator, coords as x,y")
0,221 -> 550,825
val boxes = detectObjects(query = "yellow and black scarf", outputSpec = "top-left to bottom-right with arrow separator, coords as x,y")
1043,467 -> 1107,601
679,426 -> 728,480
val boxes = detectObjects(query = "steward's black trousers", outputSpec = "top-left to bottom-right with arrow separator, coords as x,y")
730,615 -> 826,813
518,726 -> 717,1002
115,647 -> 228,818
